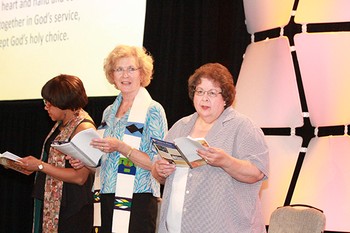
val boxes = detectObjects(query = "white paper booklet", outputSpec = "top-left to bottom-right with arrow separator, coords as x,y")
51,128 -> 103,167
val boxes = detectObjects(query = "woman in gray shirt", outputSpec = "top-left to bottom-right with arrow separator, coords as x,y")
152,63 -> 269,233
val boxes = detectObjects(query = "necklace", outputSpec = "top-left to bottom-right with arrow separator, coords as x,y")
60,109 -> 80,128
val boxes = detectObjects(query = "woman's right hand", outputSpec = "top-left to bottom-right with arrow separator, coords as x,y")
152,159 -> 176,183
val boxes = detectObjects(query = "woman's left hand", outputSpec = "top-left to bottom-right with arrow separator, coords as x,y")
66,155 -> 85,169
197,147 -> 229,167
198,147 -> 265,183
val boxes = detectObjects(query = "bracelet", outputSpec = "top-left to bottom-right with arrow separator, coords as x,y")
125,147 -> 134,159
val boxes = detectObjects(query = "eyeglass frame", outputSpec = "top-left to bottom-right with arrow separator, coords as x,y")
43,99 -> 53,107
194,87 -> 222,98
113,66 -> 141,75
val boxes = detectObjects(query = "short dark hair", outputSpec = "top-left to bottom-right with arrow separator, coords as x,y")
41,74 -> 88,110
188,63 -> 236,107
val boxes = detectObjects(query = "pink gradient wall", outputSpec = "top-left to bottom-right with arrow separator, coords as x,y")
235,0 -> 350,231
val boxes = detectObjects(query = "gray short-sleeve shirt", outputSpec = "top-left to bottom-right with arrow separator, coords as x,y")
157,107 -> 269,233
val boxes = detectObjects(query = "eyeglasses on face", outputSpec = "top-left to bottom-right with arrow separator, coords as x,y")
43,99 -> 52,107
194,87 -> 222,98
113,66 -> 140,75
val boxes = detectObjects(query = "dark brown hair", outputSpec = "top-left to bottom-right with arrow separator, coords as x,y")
188,63 -> 236,107
41,74 -> 88,110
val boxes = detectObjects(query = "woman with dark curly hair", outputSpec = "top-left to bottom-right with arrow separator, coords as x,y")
152,63 -> 269,233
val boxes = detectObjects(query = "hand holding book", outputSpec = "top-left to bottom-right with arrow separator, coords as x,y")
152,137 -> 209,169
0,151 -> 33,175
51,128 -> 103,167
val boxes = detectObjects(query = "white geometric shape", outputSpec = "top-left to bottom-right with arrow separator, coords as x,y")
243,0 -> 294,34
295,0 -> 350,24
235,37 -> 303,128
260,135 -> 303,226
294,32 -> 350,127
291,136 -> 350,232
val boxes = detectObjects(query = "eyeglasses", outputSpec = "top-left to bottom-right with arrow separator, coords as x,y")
113,66 -> 140,75
194,88 -> 222,98
43,99 -> 52,107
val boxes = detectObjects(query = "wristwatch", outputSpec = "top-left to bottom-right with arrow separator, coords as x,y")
38,162 -> 44,171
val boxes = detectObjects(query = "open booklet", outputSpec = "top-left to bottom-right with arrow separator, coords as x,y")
51,128 -> 103,167
151,137 -> 209,169
0,151 -> 33,175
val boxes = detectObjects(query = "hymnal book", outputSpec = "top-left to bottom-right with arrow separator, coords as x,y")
0,151 -> 32,175
151,137 -> 209,169
51,128 -> 103,167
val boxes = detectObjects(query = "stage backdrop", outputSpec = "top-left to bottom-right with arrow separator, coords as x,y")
235,0 -> 350,232
1,0 -> 350,232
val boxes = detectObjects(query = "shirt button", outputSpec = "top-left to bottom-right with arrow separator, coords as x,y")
186,190 -> 189,194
